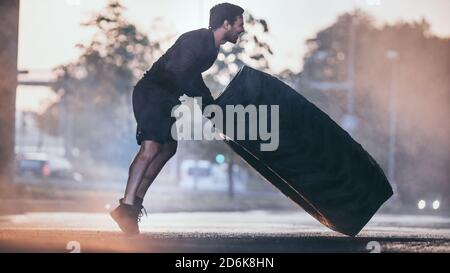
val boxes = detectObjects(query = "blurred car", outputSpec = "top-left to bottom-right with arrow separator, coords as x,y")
15,152 -> 83,183
415,193 -> 444,212
179,159 -> 248,192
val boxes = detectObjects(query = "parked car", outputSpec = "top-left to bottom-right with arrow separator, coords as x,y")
179,159 -> 248,192
15,152 -> 83,183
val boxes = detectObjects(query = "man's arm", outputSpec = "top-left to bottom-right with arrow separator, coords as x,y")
163,35 -> 214,110
185,74 -> 215,111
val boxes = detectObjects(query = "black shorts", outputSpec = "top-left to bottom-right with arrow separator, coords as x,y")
132,80 -> 180,145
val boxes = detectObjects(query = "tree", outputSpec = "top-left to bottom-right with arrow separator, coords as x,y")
297,10 -> 450,204
39,1 -> 162,167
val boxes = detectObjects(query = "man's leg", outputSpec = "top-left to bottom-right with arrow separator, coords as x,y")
123,140 -> 162,205
110,140 -> 162,234
136,141 -> 177,200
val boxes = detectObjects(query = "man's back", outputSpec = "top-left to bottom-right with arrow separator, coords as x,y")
140,28 -> 219,99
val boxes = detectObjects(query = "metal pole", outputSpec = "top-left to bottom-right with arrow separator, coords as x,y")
0,0 -> 20,190
347,16 -> 355,116
386,50 -> 399,194
228,155 -> 235,199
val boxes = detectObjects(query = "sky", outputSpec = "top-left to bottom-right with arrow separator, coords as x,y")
16,0 -> 450,112
18,0 -> 450,74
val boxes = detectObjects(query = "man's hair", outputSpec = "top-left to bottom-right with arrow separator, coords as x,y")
209,3 -> 244,30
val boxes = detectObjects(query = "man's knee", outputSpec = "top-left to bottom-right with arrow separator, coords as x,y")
163,142 -> 177,159
138,141 -> 162,163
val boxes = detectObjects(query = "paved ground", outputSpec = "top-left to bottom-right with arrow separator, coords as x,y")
0,210 -> 449,253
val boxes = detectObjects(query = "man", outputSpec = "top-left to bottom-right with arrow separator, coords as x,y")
110,3 -> 245,234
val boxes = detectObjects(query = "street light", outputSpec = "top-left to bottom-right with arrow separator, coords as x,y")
386,50 -> 399,195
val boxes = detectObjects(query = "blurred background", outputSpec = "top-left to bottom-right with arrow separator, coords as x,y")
0,0 -> 448,216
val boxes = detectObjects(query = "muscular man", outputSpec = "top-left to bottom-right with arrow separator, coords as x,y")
111,3 -> 245,234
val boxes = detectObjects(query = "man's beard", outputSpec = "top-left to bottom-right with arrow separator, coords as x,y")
226,31 -> 239,44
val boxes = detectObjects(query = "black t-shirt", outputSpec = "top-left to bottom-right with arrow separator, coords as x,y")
140,28 -> 220,108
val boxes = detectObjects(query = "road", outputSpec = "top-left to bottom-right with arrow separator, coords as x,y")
0,210 -> 449,253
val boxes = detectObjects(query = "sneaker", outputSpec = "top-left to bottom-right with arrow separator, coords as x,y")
110,198 -> 146,235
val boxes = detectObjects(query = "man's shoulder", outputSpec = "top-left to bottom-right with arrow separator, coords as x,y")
177,28 -> 210,43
